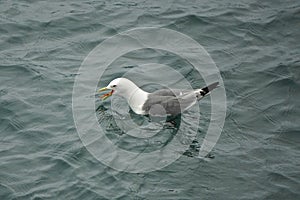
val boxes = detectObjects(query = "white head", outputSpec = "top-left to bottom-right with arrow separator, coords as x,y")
98,78 -> 140,100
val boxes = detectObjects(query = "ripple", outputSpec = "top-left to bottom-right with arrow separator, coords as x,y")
1,0 -> 300,199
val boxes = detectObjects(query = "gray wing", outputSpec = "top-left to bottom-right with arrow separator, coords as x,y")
151,81 -> 219,98
142,92 -> 197,116
151,88 -> 192,97
143,82 -> 219,116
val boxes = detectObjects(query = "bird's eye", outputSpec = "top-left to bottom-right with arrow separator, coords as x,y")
112,85 -> 117,88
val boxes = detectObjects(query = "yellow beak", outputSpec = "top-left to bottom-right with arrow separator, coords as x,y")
98,87 -> 108,92
98,87 -> 113,100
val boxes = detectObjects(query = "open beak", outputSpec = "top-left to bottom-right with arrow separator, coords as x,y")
98,87 -> 114,100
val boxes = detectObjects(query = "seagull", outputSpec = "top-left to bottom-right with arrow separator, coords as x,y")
98,78 -> 218,117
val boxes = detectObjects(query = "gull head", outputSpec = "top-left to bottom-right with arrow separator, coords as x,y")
98,78 -> 138,100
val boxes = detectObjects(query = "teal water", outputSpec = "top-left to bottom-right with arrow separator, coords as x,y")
1,0 -> 300,199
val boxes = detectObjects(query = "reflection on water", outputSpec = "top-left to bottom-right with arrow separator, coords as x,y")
0,0 -> 299,199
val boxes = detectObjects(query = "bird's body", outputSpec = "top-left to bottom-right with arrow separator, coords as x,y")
99,78 -> 219,116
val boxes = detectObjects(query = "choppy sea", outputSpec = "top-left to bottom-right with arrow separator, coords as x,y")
0,0 -> 299,199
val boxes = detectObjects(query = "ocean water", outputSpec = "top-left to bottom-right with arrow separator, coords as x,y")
1,0 -> 300,199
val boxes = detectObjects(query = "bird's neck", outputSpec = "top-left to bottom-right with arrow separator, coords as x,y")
123,86 -> 149,115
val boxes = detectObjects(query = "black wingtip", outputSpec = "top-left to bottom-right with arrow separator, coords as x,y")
207,82 -> 219,91
201,82 -> 219,94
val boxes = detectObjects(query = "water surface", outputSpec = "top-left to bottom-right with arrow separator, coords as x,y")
0,0 -> 299,199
